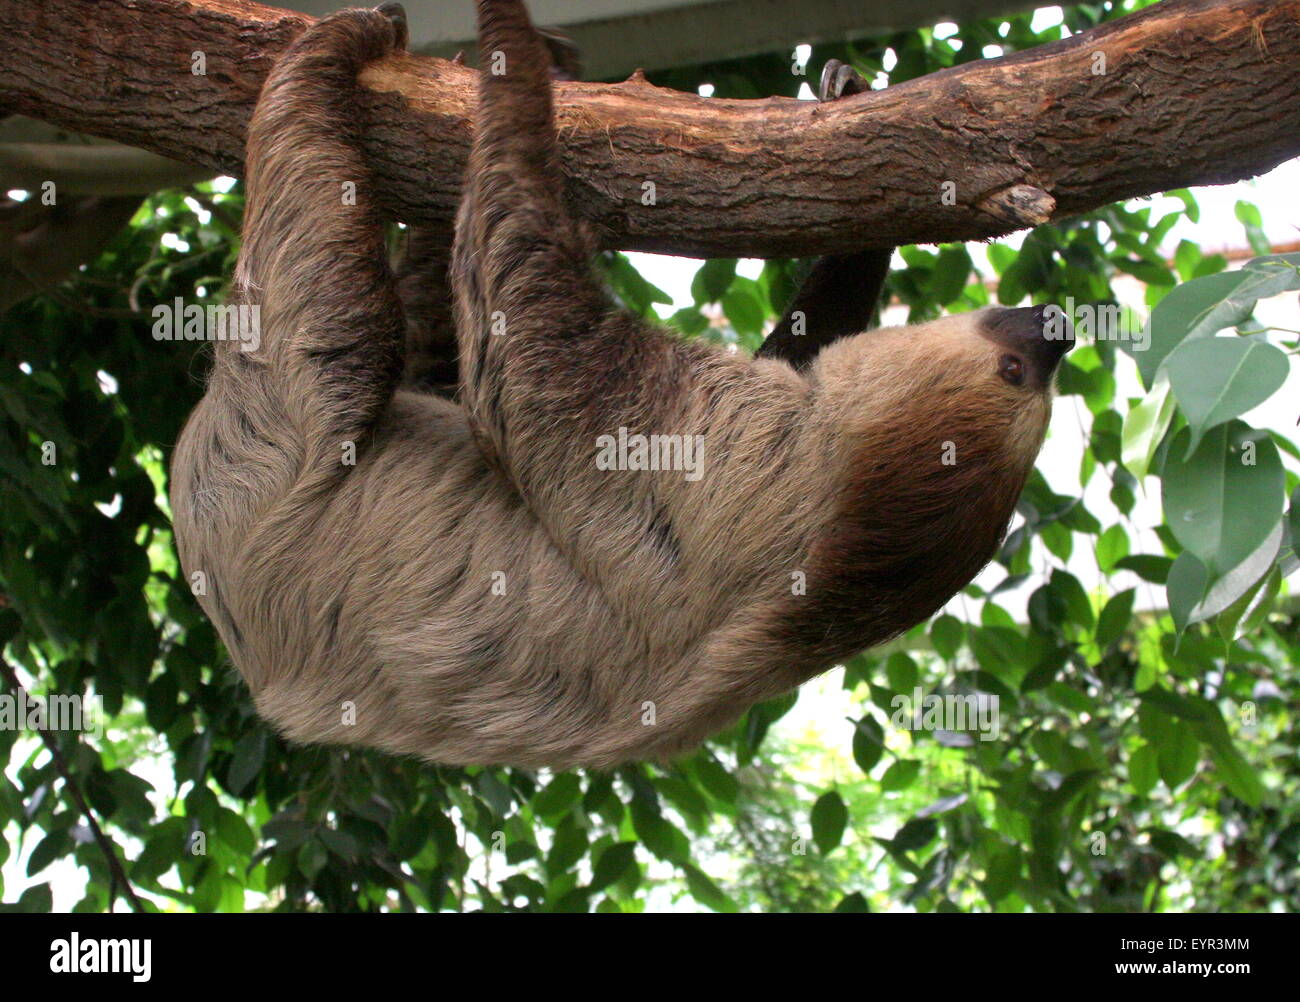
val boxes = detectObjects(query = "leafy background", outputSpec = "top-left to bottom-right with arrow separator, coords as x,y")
2,1 -> 1297,913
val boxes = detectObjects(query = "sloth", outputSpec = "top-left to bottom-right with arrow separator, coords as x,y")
170,0 -> 1073,769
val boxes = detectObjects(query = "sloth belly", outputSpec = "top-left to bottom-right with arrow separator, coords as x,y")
227,395 -> 729,766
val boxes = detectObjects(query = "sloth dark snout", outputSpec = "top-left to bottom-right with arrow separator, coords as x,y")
1030,304 -> 1075,364
981,305 -> 1075,387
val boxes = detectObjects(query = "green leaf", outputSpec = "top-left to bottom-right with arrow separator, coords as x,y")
532,774 -> 583,818
892,818 -> 938,851
970,625 -> 1026,677
474,770 -> 514,818
316,828 -> 359,863
1157,721 -> 1199,789
691,258 -> 737,303
1161,422 -> 1285,577
983,846 -> 1021,902
930,245 -> 972,305
930,614 -> 964,660
1121,376 -> 1176,480
226,731 -> 267,794
667,307 -> 708,337
1096,588 -> 1135,648
681,863 -> 737,912
215,809 -> 255,856
1140,688 -> 1214,724
1236,565 -> 1283,639
134,818 -> 186,883
1199,725 -> 1265,806
1128,743 -> 1158,796
692,755 -> 739,804
1147,829 -> 1200,860
630,803 -> 690,864
885,652 -> 918,692
606,253 -> 672,315
588,842 -> 636,894
1290,485 -> 1300,552
1173,240 -> 1202,281
1165,338 -> 1289,456
1235,200 -> 1271,255
1050,569 -> 1095,630
1140,265 -> 1300,385
1096,524 -> 1130,574
26,831 -> 71,877
389,814 -> 429,861
880,759 -> 921,792
1166,551 -> 1208,635
721,277 -> 768,338
15,883 -> 52,913
852,716 -> 885,774
1169,189 -> 1201,224
298,841 -> 328,880
811,791 -> 849,854
1195,521 -> 1284,630
545,816 -> 589,876
1115,554 -> 1173,584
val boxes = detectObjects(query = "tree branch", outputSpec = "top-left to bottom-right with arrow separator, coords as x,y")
0,0 -> 1297,257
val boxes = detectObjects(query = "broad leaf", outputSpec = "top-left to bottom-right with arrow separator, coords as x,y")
811,791 -> 849,853
1140,264 -> 1300,384
1161,422 -> 1284,577
1165,337 -> 1288,456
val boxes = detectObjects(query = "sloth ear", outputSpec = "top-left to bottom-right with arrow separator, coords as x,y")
756,248 -> 892,371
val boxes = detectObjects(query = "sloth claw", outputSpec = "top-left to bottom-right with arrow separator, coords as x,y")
375,2 -> 409,51
538,27 -> 583,81
818,59 -> 868,102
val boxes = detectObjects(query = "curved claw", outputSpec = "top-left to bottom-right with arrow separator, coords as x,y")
818,59 -> 868,102
376,2 -> 409,51
539,26 -> 583,81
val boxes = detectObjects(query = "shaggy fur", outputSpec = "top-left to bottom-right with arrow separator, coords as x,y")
170,0 -> 1069,769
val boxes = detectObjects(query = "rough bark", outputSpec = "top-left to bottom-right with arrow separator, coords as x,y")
0,0 -> 1297,257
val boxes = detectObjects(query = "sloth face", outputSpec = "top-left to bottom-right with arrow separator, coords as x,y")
976,304 -> 1076,394
810,304 -> 1074,493
848,304 -> 1074,395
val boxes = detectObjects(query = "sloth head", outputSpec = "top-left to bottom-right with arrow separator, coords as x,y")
817,303 -> 1074,477
794,305 -> 1075,652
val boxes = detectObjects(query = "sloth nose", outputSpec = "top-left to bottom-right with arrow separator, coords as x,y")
988,304 -> 1075,379
1035,304 -> 1075,363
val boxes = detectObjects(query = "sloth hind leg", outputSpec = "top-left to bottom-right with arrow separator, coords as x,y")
232,4 -> 410,454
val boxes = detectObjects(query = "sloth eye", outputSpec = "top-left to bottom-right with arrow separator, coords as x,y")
999,354 -> 1025,386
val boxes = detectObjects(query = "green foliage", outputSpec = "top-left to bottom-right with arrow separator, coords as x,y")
2,1 -> 1296,913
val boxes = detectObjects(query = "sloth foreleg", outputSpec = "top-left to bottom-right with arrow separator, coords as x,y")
757,60 -> 893,372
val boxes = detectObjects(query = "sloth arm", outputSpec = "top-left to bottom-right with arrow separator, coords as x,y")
757,249 -> 893,371
395,29 -> 580,398
757,59 -> 891,372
